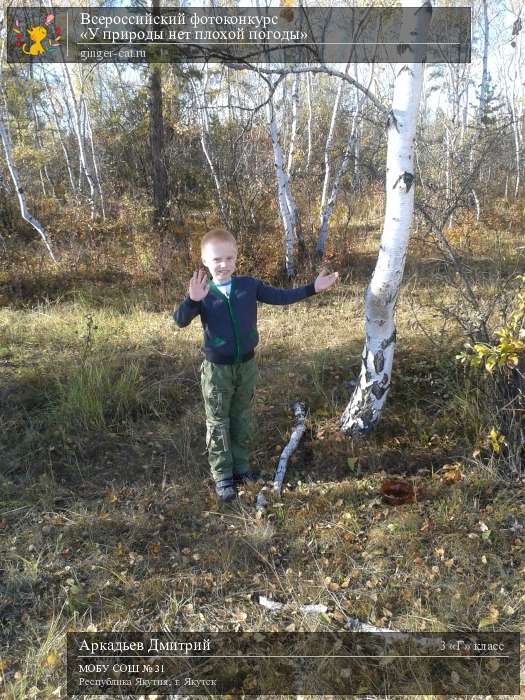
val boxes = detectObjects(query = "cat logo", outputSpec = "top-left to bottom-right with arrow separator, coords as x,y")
13,14 -> 62,58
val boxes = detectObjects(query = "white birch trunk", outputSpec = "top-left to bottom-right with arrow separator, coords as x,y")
42,68 -> 76,194
285,74 -> 301,245
267,95 -> 295,277
445,125 -> 452,228
471,188 -> 480,220
477,0 -> 490,126
286,74 -> 299,176
510,31 -> 523,197
340,0 -> 432,436
460,77 -> 469,148
305,72 -> 313,173
317,93 -> 361,256
63,64 -> 97,218
353,122 -> 361,188
511,103 -> 521,197
317,64 -> 369,256
28,85 -> 53,197
316,76 -> 345,256
0,34 -> 57,261
190,69 -> 229,227
84,102 -> 106,220
0,115 -> 57,262
275,78 -> 300,250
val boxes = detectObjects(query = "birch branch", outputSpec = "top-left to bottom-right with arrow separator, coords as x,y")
226,62 -> 387,116
258,599 -> 440,650
273,401 -> 306,495
256,401 -> 306,514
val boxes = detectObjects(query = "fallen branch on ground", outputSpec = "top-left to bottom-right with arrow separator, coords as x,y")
258,598 -> 442,650
256,401 -> 306,513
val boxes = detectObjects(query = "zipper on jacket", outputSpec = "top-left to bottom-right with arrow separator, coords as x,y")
210,278 -> 241,363
225,296 -> 241,363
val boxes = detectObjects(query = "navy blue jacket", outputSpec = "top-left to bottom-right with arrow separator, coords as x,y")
173,275 -> 316,364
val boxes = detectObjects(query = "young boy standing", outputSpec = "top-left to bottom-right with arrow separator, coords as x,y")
173,228 -> 338,502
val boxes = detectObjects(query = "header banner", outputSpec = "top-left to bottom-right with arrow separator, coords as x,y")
7,6 -> 471,64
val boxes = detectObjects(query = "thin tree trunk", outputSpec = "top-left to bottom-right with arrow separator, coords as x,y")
317,127 -> 359,257
190,69 -> 229,228
148,0 -> 168,224
317,90 -> 361,256
471,188 -> 480,220
42,68 -> 76,194
0,28 -> 56,260
353,122 -> 361,188
445,124 -> 453,228
266,91 -> 295,277
63,64 -> 97,218
28,79 -> 54,197
317,64 -> 369,256
286,73 -> 303,247
0,115 -> 57,262
316,74 -> 345,256
84,100 -> 106,220
149,64 -> 169,224
306,72 -> 313,173
286,74 -> 299,176
340,0 -> 432,436
477,0 -> 490,125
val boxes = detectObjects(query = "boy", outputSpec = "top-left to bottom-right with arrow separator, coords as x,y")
173,228 -> 338,503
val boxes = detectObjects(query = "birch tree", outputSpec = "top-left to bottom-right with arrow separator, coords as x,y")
285,73 -> 302,247
266,79 -> 296,277
340,0 -> 432,436
305,72 -> 313,173
84,97 -> 106,220
62,64 -> 98,219
477,0 -> 490,126
41,68 -> 76,195
316,65 -> 370,256
316,72 -> 346,256
0,114 -> 57,261
503,4 -> 523,198
0,19 -> 56,262
189,66 -> 230,228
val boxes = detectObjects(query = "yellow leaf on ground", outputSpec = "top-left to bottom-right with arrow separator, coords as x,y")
478,606 -> 499,629
46,652 -> 59,667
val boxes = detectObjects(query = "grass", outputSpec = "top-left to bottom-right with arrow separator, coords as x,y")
1,204 -> 525,698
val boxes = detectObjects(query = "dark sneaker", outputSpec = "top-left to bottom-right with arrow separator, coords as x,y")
234,470 -> 261,485
215,477 -> 236,503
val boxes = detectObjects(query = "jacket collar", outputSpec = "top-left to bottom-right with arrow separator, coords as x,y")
208,276 -> 235,299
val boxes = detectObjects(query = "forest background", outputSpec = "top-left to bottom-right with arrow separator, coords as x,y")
0,0 -> 524,697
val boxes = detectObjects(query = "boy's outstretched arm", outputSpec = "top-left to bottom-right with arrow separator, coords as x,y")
256,270 -> 339,305
173,270 -> 208,327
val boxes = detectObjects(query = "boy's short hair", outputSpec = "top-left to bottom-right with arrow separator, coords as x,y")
201,228 -> 237,252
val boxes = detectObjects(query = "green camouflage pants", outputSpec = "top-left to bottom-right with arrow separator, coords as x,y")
200,357 -> 258,482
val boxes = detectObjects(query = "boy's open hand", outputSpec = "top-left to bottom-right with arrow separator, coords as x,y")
314,269 -> 339,293
189,269 -> 209,302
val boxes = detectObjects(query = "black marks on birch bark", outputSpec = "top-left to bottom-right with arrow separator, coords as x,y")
374,349 -> 385,374
380,328 -> 396,350
371,373 -> 390,400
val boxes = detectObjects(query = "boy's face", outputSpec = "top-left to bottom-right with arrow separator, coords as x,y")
201,240 -> 237,283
